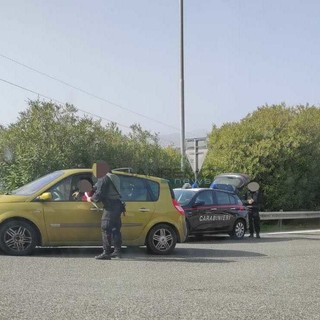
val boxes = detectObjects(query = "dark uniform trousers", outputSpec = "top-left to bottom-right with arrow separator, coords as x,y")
248,208 -> 260,236
101,199 -> 122,253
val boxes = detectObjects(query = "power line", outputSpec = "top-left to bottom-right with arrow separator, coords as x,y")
0,53 -> 179,131
0,77 -> 179,145
0,77 -> 132,130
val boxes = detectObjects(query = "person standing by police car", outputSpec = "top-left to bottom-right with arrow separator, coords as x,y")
87,162 -> 123,260
245,182 -> 261,239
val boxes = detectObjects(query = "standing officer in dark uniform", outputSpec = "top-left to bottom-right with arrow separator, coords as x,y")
87,162 -> 123,260
245,182 -> 261,239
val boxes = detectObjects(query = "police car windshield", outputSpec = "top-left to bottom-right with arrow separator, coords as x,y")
174,189 -> 197,206
11,171 -> 64,196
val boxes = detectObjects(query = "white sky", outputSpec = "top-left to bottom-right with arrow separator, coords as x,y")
1,0 -> 320,139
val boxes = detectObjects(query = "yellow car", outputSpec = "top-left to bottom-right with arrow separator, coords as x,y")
0,169 -> 187,256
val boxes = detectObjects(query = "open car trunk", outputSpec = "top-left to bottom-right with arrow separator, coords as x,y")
211,173 -> 251,192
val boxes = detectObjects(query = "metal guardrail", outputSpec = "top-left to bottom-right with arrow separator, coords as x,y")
260,211 -> 320,220
259,211 -> 320,231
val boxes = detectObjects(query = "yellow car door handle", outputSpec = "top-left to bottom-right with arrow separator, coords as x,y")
139,208 -> 150,212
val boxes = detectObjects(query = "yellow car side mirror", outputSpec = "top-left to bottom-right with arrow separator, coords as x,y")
37,192 -> 53,201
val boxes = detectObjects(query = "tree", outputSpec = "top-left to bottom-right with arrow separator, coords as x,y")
0,101 -> 100,190
202,104 -> 320,210
0,100 -> 182,192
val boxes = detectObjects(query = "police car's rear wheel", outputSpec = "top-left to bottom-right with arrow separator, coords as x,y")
146,224 -> 177,255
230,220 -> 245,240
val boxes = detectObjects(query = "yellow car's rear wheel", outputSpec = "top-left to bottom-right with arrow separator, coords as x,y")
146,224 -> 177,255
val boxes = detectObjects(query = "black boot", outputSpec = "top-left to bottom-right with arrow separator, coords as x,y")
249,234 -> 254,238
111,250 -> 122,259
95,251 -> 111,260
256,234 -> 261,239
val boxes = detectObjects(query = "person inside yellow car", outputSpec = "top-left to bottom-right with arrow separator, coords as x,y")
72,179 -> 94,201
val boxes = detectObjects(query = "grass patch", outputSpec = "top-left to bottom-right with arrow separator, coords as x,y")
261,218 -> 320,232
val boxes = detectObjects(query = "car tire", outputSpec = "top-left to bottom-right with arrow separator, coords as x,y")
0,220 -> 38,256
146,224 -> 177,255
229,219 -> 246,240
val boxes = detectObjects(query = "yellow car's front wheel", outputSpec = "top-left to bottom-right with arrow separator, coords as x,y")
0,220 -> 37,256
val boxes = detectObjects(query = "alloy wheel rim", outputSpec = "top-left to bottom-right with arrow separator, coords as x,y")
4,226 -> 32,252
152,228 -> 173,251
235,222 -> 245,238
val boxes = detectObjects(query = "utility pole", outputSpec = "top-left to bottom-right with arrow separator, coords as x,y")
180,0 -> 186,172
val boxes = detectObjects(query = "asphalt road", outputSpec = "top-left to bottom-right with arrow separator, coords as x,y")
1,231 -> 319,320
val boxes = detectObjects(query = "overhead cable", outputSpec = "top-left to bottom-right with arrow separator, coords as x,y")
0,77 -> 132,130
0,53 -> 179,131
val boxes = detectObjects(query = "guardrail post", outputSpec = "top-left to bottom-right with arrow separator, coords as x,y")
278,219 -> 282,231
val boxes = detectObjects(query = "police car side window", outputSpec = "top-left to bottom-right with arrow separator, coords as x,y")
229,194 -> 238,205
211,191 -> 218,205
215,191 -> 231,205
195,191 -> 214,206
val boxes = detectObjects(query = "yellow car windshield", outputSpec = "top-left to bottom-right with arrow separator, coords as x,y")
11,171 -> 64,196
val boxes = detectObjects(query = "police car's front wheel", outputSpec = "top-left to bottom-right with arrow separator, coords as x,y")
229,219 -> 246,240
146,224 -> 177,255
